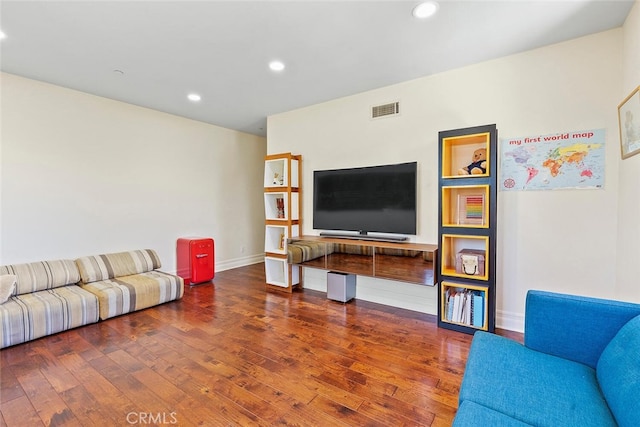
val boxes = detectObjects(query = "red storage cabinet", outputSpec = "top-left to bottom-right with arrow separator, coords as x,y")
177,237 -> 214,285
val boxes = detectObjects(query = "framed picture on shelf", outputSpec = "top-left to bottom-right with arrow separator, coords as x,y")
618,85 -> 640,159
276,197 -> 285,218
457,194 -> 485,225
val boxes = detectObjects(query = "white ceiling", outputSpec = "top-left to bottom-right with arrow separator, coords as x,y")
0,1 -> 634,137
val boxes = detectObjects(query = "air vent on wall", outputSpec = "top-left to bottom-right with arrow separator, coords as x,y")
371,101 -> 400,119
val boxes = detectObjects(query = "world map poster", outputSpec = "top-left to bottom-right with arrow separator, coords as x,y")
500,129 -> 605,191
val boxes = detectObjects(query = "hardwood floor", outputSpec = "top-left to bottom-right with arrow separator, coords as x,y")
0,263 -> 522,426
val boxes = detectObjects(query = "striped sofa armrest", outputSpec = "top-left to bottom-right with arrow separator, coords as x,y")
76,249 -> 162,284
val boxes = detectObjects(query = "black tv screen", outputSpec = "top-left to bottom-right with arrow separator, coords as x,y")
313,162 -> 417,235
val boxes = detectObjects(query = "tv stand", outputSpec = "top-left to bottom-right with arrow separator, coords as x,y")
289,235 -> 437,286
319,231 -> 409,243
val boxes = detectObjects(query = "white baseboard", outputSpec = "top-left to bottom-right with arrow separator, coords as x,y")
497,309 -> 525,333
163,254 -> 264,278
216,253 -> 265,272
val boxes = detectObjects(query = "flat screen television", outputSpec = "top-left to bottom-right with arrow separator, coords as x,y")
313,161 -> 417,237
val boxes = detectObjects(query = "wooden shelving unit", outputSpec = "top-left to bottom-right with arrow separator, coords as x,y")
264,153 -> 302,292
437,124 -> 497,333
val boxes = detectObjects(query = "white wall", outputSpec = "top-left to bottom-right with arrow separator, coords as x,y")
0,73 -> 267,272
617,1 -> 640,299
268,28 -> 632,330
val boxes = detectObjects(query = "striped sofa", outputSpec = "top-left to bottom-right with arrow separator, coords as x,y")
0,249 -> 184,348
76,249 -> 184,320
0,259 -> 100,348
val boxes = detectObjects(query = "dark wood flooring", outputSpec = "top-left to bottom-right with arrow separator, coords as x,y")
0,263 -> 522,426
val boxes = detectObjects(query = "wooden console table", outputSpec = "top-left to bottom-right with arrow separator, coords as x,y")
290,235 -> 437,286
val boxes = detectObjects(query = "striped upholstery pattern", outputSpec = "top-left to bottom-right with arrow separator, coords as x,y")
80,271 -> 184,320
287,242 -> 433,263
0,284 -> 99,349
76,249 -> 161,284
287,241 -> 333,264
0,259 -> 81,296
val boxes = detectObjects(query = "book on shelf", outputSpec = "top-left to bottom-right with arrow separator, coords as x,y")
453,292 -> 463,322
462,293 -> 472,324
472,292 -> 484,327
446,288 -> 455,321
444,287 -> 486,328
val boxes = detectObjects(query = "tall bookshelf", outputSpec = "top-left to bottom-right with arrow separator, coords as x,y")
264,153 -> 302,293
437,124 -> 497,334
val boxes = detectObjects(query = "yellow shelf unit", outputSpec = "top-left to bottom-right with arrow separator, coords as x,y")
441,131 -> 492,178
441,281 -> 489,331
438,124 -> 497,334
440,234 -> 489,281
441,184 -> 490,228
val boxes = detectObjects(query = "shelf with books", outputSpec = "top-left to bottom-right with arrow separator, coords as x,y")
441,185 -> 489,228
441,282 -> 489,331
438,124 -> 497,334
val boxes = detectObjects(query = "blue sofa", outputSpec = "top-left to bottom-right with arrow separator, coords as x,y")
454,290 -> 640,427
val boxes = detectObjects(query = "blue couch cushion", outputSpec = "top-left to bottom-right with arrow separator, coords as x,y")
454,400 -> 533,427
459,332 -> 616,427
525,291 -> 640,369
597,314 -> 640,427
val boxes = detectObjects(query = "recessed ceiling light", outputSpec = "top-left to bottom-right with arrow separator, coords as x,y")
269,60 -> 285,72
187,93 -> 201,102
412,1 -> 439,19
